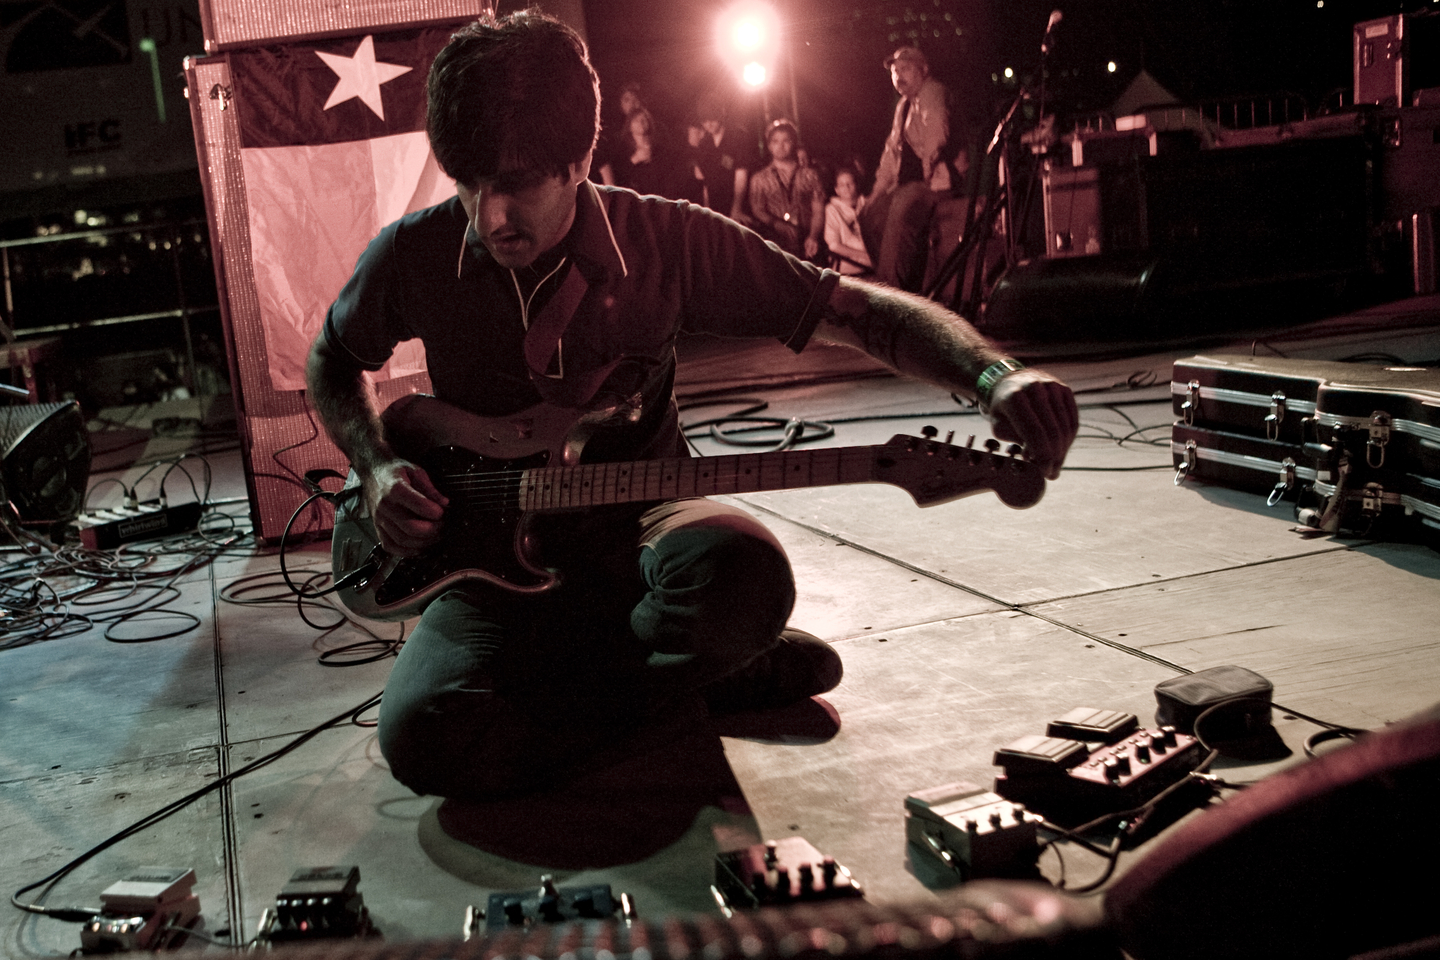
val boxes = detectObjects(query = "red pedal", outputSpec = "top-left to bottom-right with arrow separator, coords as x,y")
994,724 -> 1204,825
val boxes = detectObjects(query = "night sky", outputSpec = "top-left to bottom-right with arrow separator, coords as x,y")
583,0 -> 1439,179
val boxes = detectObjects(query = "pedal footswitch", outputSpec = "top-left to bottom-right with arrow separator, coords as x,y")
713,837 -> 862,909
256,866 -> 378,943
81,866 -> 200,953
905,781 -> 1043,879
470,875 -> 634,931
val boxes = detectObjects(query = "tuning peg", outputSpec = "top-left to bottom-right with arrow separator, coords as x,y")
1007,444 -> 1024,457
966,435 -> 976,448
921,425 -> 938,439
945,430 -> 955,444
984,438 -> 1001,452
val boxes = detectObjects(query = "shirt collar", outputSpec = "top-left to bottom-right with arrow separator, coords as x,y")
458,179 -> 628,282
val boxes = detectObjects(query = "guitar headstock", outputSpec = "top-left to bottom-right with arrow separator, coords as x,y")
876,433 -> 1046,508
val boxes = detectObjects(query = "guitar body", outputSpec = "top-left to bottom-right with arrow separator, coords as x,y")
332,444 -> 558,621
329,394 -> 1047,622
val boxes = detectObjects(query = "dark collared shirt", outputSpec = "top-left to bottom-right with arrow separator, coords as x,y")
320,183 -> 838,463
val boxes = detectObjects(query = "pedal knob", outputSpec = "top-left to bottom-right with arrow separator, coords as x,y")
1135,743 -> 1152,763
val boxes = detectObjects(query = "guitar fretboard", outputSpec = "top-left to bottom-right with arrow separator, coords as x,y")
517,447 -> 880,511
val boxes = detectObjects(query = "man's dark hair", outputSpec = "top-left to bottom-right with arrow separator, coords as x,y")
427,9 -> 600,186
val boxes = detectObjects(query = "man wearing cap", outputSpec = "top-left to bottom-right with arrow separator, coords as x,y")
862,44 -> 959,292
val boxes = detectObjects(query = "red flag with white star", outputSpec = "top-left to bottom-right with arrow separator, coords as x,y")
229,26 -> 457,391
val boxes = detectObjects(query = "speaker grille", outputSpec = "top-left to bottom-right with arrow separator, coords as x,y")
0,401 -> 91,523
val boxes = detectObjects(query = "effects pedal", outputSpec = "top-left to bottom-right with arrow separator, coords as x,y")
993,710 -> 1204,826
80,867 -> 200,953
255,866 -> 377,943
465,875 -> 634,933
712,837 -> 862,910
75,499 -> 203,549
904,781 -> 1043,880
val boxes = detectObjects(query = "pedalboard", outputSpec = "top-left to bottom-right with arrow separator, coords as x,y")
993,710 -> 1204,826
713,837 -> 862,909
76,500 -> 203,549
256,866 -> 377,943
467,876 -> 633,932
81,866 -> 200,953
904,781 -> 1043,880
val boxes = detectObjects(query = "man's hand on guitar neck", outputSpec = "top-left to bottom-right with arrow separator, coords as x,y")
364,459 -> 450,557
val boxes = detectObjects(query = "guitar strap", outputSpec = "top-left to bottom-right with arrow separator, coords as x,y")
520,263 -> 630,410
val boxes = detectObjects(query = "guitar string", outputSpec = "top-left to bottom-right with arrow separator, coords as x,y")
421,446 -> 1016,510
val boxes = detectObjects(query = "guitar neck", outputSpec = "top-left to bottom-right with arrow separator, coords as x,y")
517,447 -> 881,511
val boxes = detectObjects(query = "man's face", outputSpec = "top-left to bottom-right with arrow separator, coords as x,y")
767,129 -> 795,162
457,154 -> 590,269
890,59 -> 926,98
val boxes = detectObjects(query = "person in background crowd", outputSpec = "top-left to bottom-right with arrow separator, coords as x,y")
596,80 -> 646,187
861,44 -> 962,291
747,119 -> 825,261
692,92 -> 758,225
611,107 -> 703,202
824,163 -> 872,276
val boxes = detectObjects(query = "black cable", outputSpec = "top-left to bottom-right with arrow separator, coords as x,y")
10,690 -> 383,922
1304,725 -> 1366,757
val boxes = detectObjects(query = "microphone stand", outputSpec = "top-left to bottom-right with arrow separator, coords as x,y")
924,11 -> 1059,320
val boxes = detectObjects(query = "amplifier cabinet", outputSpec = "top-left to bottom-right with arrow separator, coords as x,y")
1355,13 -> 1440,108
1378,105 -> 1440,223
197,0 -> 490,51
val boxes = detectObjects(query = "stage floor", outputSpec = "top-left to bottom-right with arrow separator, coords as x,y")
3,302 -> 1439,954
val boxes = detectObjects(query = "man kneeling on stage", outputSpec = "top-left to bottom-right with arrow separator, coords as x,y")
306,9 -> 1078,800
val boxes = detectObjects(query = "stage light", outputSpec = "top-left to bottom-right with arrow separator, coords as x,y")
732,16 -> 767,53
1107,61 -> 1118,72
717,1 -> 781,88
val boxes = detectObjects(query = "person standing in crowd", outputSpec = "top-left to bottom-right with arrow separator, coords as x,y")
692,92 -> 758,225
596,80 -> 646,187
862,44 -> 961,291
610,107 -> 701,202
747,119 -> 825,261
825,163 -> 872,276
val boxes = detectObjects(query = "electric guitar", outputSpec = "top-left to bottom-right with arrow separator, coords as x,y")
330,395 -> 1046,621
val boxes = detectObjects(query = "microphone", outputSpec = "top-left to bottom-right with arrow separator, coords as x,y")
1042,9 -> 1062,54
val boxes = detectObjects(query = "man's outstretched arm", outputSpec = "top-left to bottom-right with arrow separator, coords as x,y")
305,338 -> 447,556
814,278 -> 1079,480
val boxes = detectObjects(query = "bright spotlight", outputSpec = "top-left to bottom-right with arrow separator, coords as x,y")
733,17 -> 766,52
1003,66 -> 1014,79
717,2 -> 781,88
1107,60 -> 1118,72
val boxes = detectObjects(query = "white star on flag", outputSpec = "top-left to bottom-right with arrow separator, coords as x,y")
314,35 -> 412,121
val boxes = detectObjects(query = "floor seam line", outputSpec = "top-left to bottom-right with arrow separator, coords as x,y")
212,563 -> 245,942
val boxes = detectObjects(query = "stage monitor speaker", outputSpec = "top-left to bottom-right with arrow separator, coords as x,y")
0,401 -> 91,526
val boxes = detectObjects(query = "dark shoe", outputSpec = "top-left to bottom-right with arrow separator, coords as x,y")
702,629 -> 843,715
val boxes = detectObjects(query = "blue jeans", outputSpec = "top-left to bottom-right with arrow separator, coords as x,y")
376,498 -> 795,799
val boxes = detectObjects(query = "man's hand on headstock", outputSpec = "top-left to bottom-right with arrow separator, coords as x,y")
986,369 -> 1079,482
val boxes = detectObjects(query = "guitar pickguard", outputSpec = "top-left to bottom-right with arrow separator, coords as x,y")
333,446 -> 558,620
